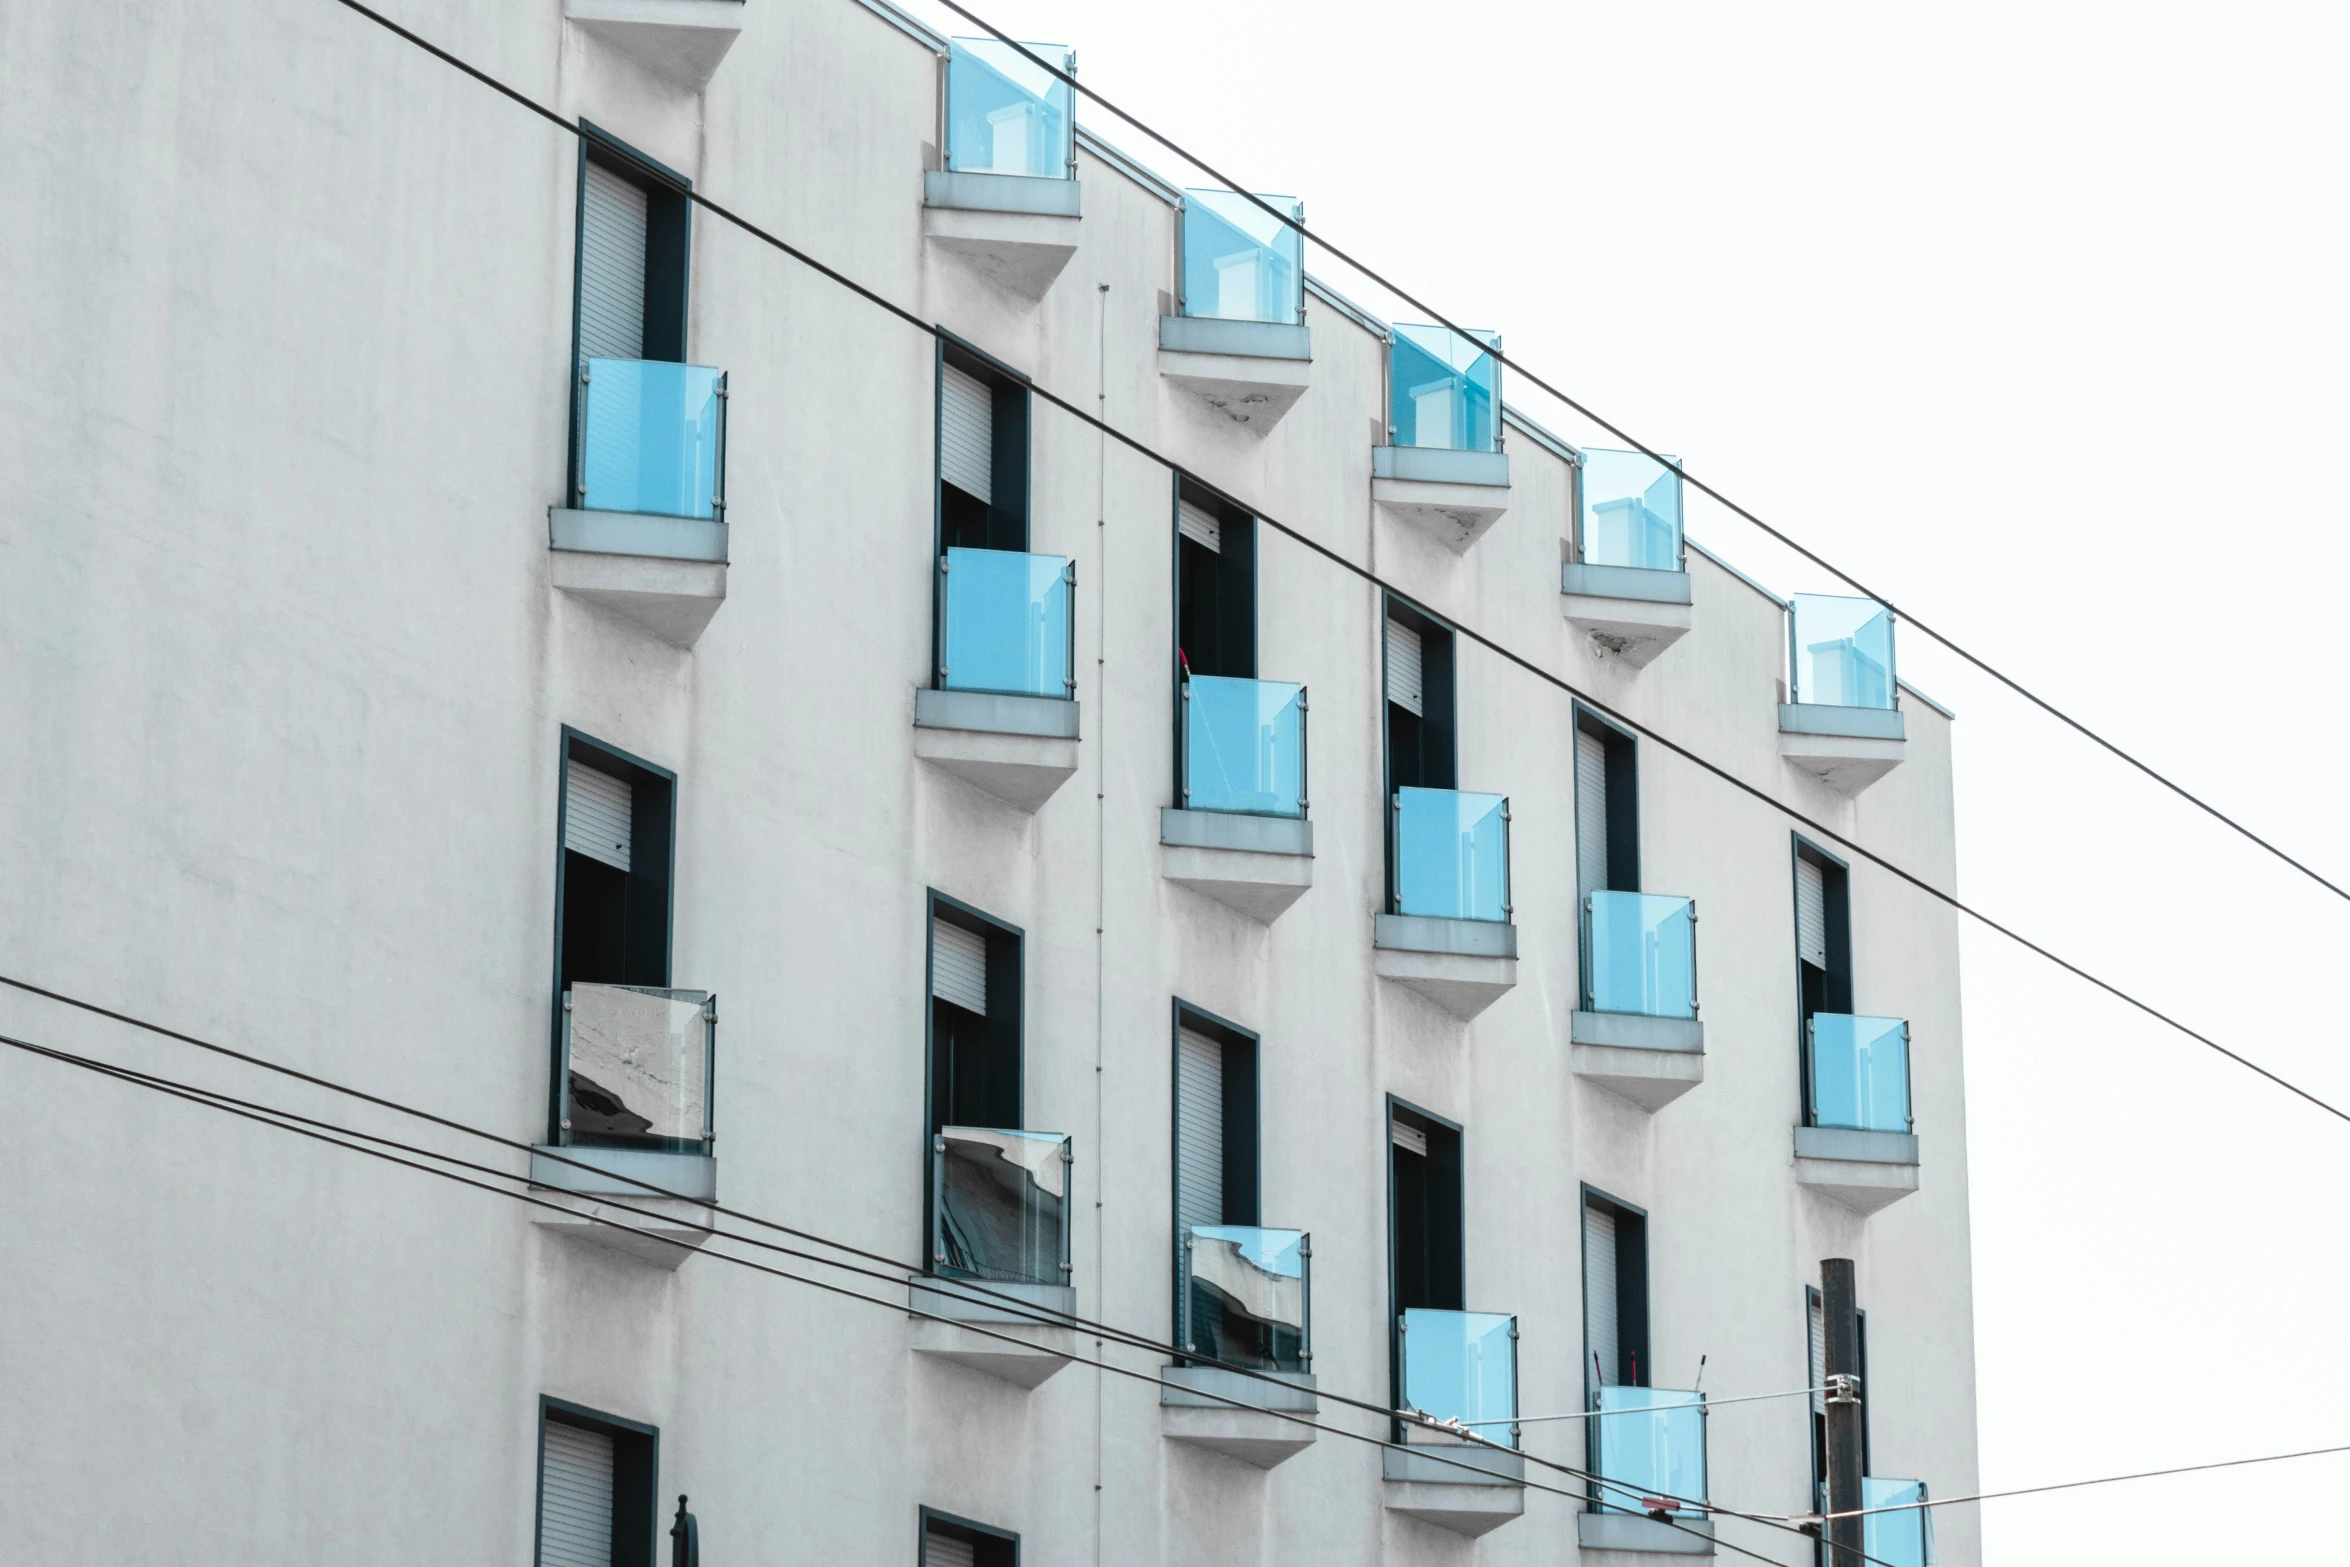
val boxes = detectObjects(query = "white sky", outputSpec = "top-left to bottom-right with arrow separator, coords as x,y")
902,1 -> 2350,1559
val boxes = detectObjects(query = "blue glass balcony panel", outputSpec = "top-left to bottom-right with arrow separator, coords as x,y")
1182,190 -> 1303,325
1390,324 -> 1499,452
1400,1307 -> 1517,1445
1790,593 -> 1897,709
939,547 -> 1073,699
1580,448 -> 1684,571
1184,676 -> 1305,817
1393,788 -> 1509,922
1583,892 -> 1697,1018
1591,1387 -> 1707,1515
1809,1014 -> 1912,1132
579,359 -> 725,520
1864,1479 -> 1932,1567
1180,1224 -> 1308,1372
946,38 -> 1074,179
932,1126 -> 1070,1285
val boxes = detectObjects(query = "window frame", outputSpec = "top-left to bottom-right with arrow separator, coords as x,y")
534,1395 -> 661,1567
922,890 -> 1026,1273
1385,1093 -> 1465,1441
1572,702 -> 1642,894
1791,834 -> 1855,1127
1380,594 -> 1460,912
1168,1000 -> 1263,1360
567,124 -> 695,506
917,1506 -> 1020,1567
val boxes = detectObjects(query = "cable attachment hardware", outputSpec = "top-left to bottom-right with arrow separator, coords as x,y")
1824,1372 -> 1862,1405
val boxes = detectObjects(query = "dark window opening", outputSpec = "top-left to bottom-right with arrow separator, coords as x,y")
1383,599 -> 1457,794
1806,1289 -> 1873,1555
536,1398 -> 659,1567
1388,1099 -> 1464,1428
926,897 -> 1023,1135
1174,1006 -> 1274,1367
1573,707 -> 1641,900
1581,1189 -> 1650,1394
553,733 -> 676,1145
937,342 -> 1031,554
569,131 -> 693,493
920,1509 -> 1018,1567
1794,840 -> 1853,1123
1174,483 -> 1256,680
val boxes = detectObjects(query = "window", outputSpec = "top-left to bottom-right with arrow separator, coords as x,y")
1383,598 -> 1457,795
1174,481 -> 1256,680
937,341 -> 1031,553
926,895 -> 1023,1135
919,1509 -> 1018,1567
1581,1189 -> 1650,1395
1805,1287 -> 1873,1548
570,131 -> 692,481
553,733 -> 677,1142
1573,707 -> 1640,908
536,1399 -> 659,1567
1388,1098 -> 1464,1414
1172,1006 -> 1263,1360
1794,838 -> 1853,1122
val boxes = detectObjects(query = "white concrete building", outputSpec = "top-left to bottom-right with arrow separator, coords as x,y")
0,1 -> 1979,1563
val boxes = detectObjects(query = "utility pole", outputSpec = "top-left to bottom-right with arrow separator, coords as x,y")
1822,1258 -> 1864,1567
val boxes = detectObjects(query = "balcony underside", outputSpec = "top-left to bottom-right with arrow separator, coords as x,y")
1371,446 -> 1512,553
1778,704 -> 1907,794
1157,317 -> 1312,433
923,172 -> 1082,300
1382,1445 -> 1526,1537
529,1147 -> 718,1270
908,1277 -> 1076,1389
1561,564 -> 1694,668
1570,1011 -> 1706,1112
1579,1511 -> 1717,1557
564,0 -> 743,91
913,688 -> 1082,811
1373,914 -> 1518,1020
1160,1366 -> 1318,1469
1793,1126 -> 1920,1215
549,507 -> 728,647
1160,808 -> 1313,922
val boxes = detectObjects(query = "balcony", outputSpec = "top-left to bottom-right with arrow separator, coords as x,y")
1579,1387 -> 1713,1557
1779,594 -> 1906,793
909,1127 -> 1075,1387
549,359 -> 730,647
1374,788 -> 1517,1019
1796,1013 -> 1919,1214
922,38 -> 1081,300
1572,893 -> 1706,1112
1373,325 -> 1511,551
562,0 -> 742,92
1562,449 -> 1692,667
1158,190 -> 1311,433
1162,1226 -> 1317,1468
913,548 -> 1081,811
1160,676 -> 1312,922
1384,1308 -> 1524,1537
530,983 -> 717,1269
1864,1478 -> 1933,1567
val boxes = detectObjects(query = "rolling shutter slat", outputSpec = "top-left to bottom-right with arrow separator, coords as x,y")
1796,857 -> 1828,968
1177,499 -> 1222,553
1810,1294 -> 1828,1414
1176,1027 -> 1224,1234
931,916 -> 988,1016
579,162 -> 648,365
1390,1117 -> 1427,1157
923,1527 -> 977,1567
1584,1204 -> 1619,1389
1576,728 -> 1610,905
538,1421 -> 616,1567
564,761 -> 632,873
940,365 -> 994,504
1385,618 -> 1423,717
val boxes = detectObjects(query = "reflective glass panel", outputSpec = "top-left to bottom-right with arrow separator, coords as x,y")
1579,448 -> 1683,571
563,984 -> 713,1148
941,547 -> 1072,698
1864,1479 -> 1931,1567
1390,324 -> 1499,452
1181,1225 -> 1307,1372
579,360 -> 724,520
1400,1308 -> 1517,1445
946,38 -> 1074,178
1185,677 -> 1305,817
1394,788 -> 1509,922
1181,190 -> 1304,324
1790,593 -> 1897,709
1592,1387 -> 1707,1515
1810,1014 -> 1911,1132
1584,892 -> 1697,1018
936,1126 -> 1068,1284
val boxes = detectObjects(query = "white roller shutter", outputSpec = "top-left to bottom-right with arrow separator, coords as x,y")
1390,1117 -> 1427,1157
922,1526 -> 977,1567
1796,857 -> 1828,968
1176,1027 -> 1224,1234
931,916 -> 989,1016
537,1420 -> 615,1567
1584,1204 -> 1619,1389
1178,498 -> 1222,553
1385,617 -> 1424,717
564,761 -> 632,873
940,365 -> 995,504
579,161 -> 648,364
1576,727 -> 1610,906
1809,1293 -> 1827,1414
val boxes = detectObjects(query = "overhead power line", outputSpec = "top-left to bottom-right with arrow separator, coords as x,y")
1810,1442 -> 2350,1522
927,0 -> 2350,910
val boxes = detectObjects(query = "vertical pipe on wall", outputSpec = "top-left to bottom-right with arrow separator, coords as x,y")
1091,278 -> 1110,1567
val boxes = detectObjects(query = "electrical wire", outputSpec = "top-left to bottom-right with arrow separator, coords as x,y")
1808,1442 -> 2350,1521
1461,1384 -> 1826,1426
924,0 -> 2350,911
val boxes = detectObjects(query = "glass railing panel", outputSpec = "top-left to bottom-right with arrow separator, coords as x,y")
1400,1308 -> 1518,1445
1808,1014 -> 1912,1133
938,547 -> 1074,699
561,983 -> 715,1150
1579,448 -> 1683,572
1583,892 -> 1697,1018
946,37 -> 1074,178
1591,1386 -> 1707,1514
932,1126 -> 1070,1285
578,359 -> 726,520
1789,593 -> 1897,709
1864,1479 -> 1932,1567
1181,190 -> 1304,325
1393,787 -> 1510,922
1180,1225 -> 1308,1372
1183,676 -> 1306,817
1390,323 -> 1500,452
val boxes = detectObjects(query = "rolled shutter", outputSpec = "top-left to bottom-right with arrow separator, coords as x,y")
1809,1293 -> 1827,1414
1584,1204 -> 1619,1388
1177,498 -> 1222,553
1390,1117 -> 1427,1157
1385,617 -> 1424,717
1796,857 -> 1828,967
538,1420 -> 616,1567
1176,1027 -> 1225,1234
930,916 -> 989,1016
1575,728 -> 1610,906
940,365 -> 995,504
579,161 -> 648,365
922,1525 -> 977,1567
565,761 -> 633,873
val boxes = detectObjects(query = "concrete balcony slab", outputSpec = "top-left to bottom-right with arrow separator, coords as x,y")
1561,564 -> 1694,668
1159,808 -> 1313,922
913,688 -> 1081,811
908,1277 -> 1076,1389
1372,446 -> 1512,553
1579,1511 -> 1716,1557
923,172 -> 1081,300
548,508 -> 729,647
1373,914 -> 1518,1020
1793,1126 -> 1920,1215
1160,1366 -> 1318,1469
1778,703 -> 1906,794
1570,1011 -> 1706,1112
1382,1445 -> 1527,1536
565,0 -> 742,91
1157,317 -> 1312,433
529,1147 -> 717,1270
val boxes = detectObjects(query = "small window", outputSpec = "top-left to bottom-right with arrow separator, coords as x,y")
1173,1007 -> 1265,1362
1581,1188 -> 1649,1393
1382,598 -> 1456,794
1805,1287 -> 1874,1526
570,132 -> 692,495
1388,1101 -> 1464,1317
927,896 -> 1023,1135
1793,837 -> 1853,1026
1572,707 -> 1640,907
536,1399 -> 658,1567
937,342 -> 1030,552
554,733 -> 677,1142
1173,480 -> 1256,680
920,1509 -> 1017,1567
